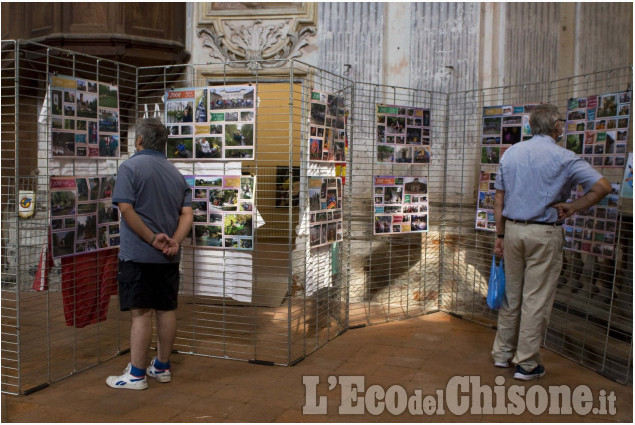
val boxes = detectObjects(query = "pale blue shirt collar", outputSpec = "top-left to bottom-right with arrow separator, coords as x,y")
131,148 -> 166,159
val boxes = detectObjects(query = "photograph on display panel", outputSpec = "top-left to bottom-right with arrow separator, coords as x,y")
475,166 -> 498,232
309,90 -> 347,163
308,177 -> 343,248
475,103 -> 537,232
186,175 -> 255,250
480,104 -> 536,166
165,85 -> 256,161
376,104 -> 431,164
564,90 -> 631,168
562,183 -> 620,259
373,176 -> 429,235
50,75 -> 119,158
50,175 -> 120,259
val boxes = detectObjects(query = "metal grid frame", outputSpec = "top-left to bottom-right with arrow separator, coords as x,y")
442,67 -> 633,384
135,59 -> 354,367
1,39 -> 632,394
2,42 -> 355,394
348,83 -> 447,327
1,40 -> 136,395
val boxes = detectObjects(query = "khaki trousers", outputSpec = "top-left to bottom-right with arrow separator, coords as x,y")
491,221 -> 563,370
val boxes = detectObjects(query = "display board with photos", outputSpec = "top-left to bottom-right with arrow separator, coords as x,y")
564,91 -> 631,168
165,85 -> 256,161
49,74 -> 120,158
376,105 -> 431,164
373,176 -> 429,235
186,175 -> 255,250
50,175 -> 119,259
475,103 -> 537,231
480,104 -> 536,165
563,183 -> 620,259
475,166 -> 498,231
308,177 -> 343,248
309,91 -> 347,163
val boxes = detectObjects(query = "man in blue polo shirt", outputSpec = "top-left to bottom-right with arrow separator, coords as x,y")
491,104 -> 611,380
107,118 -> 193,390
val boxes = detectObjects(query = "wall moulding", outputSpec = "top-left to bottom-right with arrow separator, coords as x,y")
193,61 -> 312,85
196,2 -> 317,70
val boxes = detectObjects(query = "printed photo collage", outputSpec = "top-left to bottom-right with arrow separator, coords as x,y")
308,177 -> 343,248
563,183 -> 621,259
50,74 -> 120,158
376,104 -> 431,164
373,176 -> 429,235
564,91 -> 631,168
165,85 -> 256,161
476,103 -> 536,232
186,175 -> 255,250
475,167 -> 498,231
309,91 -> 347,163
481,104 -> 536,165
50,175 -> 119,259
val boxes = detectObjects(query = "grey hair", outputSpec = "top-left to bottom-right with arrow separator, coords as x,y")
529,104 -> 560,136
135,118 -> 168,152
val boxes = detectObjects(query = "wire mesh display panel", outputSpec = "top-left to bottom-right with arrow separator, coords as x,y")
1,40 -> 19,395
1,38 -> 632,394
443,67 -> 633,384
296,62 -> 353,360
136,60 -> 353,366
1,40 -> 135,395
348,83 -> 446,327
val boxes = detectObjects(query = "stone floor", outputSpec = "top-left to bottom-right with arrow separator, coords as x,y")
2,312 -> 632,423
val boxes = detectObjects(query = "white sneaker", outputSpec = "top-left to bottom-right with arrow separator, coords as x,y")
106,363 -> 148,390
147,357 -> 172,383
494,360 -> 510,368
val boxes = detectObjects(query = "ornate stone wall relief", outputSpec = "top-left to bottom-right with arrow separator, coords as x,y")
197,2 -> 317,69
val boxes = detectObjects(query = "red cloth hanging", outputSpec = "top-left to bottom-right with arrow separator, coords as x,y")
60,249 -> 119,328
33,238 -> 118,328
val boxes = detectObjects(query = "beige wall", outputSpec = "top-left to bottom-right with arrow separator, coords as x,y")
244,82 -> 304,240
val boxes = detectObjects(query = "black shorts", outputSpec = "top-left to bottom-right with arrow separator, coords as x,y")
117,260 -> 180,311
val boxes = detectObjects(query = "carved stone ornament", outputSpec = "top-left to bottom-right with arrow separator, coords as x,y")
197,3 -> 317,70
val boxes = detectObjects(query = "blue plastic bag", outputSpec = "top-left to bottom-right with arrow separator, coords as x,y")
487,255 -> 505,310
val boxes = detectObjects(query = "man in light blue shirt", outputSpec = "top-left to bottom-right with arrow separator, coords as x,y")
491,104 -> 611,380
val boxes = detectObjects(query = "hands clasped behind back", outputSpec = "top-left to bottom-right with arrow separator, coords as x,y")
152,233 -> 180,257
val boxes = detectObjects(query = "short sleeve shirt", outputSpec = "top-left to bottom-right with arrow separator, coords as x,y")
494,135 -> 603,223
113,149 -> 192,263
